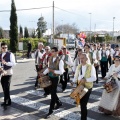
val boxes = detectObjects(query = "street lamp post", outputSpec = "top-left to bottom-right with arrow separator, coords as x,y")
113,17 -> 115,42
61,20 -> 63,38
89,13 -> 92,43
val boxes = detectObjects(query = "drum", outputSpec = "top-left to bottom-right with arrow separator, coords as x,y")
38,66 -> 47,74
94,63 -> 99,67
38,76 -> 52,88
104,77 -> 118,93
70,84 -> 88,106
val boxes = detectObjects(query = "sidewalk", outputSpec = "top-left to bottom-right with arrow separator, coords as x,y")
16,58 -> 35,63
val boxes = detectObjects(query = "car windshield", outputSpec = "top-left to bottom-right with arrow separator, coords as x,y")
67,39 -> 75,44
67,42 -> 74,44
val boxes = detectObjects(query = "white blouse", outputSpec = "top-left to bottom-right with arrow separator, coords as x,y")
73,64 -> 96,83
105,64 -> 120,78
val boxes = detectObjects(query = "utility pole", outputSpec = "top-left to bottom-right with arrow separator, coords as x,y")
61,20 -> 63,38
89,13 -> 92,43
113,17 -> 115,42
94,24 -> 96,43
52,1 -> 54,45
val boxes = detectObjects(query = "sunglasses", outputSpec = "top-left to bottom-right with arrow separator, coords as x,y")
2,47 -> 7,49
45,49 -> 49,50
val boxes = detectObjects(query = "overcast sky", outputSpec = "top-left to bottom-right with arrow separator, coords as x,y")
0,0 -> 120,31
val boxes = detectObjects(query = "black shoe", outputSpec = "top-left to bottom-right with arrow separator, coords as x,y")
104,113 -> 112,115
1,102 -> 11,107
54,102 -> 62,110
1,102 -> 6,106
35,85 -> 39,89
74,101 -> 76,104
43,93 -> 48,97
34,86 -> 38,89
44,111 -> 53,119
62,88 -> 65,92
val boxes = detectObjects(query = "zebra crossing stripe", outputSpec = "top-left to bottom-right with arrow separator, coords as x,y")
10,95 -> 95,120
25,90 -> 101,113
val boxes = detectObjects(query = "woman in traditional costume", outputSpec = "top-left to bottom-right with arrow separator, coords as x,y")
99,56 -> 120,116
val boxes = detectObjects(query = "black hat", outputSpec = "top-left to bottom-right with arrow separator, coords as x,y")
115,45 -> 119,48
115,56 -> 120,60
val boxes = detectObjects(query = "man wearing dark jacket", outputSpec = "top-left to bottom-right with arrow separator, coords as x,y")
0,42 -> 16,109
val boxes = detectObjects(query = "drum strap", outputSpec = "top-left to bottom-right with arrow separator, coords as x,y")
80,66 -> 82,75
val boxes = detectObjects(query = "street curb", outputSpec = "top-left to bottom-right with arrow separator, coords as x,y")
16,58 -> 35,63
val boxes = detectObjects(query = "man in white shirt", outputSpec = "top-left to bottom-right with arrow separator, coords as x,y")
42,47 -> 64,118
34,43 -> 45,89
84,44 -> 93,64
72,53 -> 96,120
113,45 -> 120,63
42,46 -> 52,97
98,44 -> 109,78
106,44 -> 114,68
60,46 -> 73,91
0,42 -> 16,109
93,44 -> 99,83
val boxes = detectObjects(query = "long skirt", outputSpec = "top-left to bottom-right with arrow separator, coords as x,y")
99,88 -> 120,116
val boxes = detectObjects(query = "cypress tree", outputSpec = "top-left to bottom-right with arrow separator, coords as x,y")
20,25 -> 23,38
0,27 -> 3,39
24,27 -> 29,38
10,0 -> 18,53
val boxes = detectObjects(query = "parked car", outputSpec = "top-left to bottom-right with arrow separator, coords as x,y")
66,39 -> 75,50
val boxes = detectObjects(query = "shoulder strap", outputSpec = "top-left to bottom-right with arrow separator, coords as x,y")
35,50 -> 38,59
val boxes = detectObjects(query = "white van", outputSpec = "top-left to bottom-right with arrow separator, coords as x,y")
66,39 -> 75,50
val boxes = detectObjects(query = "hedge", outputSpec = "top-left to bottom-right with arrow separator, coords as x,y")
0,38 -> 47,50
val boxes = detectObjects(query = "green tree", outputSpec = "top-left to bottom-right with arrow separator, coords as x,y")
37,29 -> 42,38
24,27 -> 29,38
31,30 -> 36,38
19,25 -> 23,38
10,0 -> 18,53
104,34 -> 112,42
37,16 -> 47,38
0,27 -> 3,39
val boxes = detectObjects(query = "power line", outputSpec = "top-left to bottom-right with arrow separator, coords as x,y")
1,5 -> 120,24
0,6 -> 52,12
55,6 -> 120,23
55,6 -> 86,17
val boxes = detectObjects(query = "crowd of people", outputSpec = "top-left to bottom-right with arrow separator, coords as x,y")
32,41 -> 120,119
0,41 -> 120,120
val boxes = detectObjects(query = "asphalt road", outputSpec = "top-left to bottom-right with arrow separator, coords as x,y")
0,51 -> 120,120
